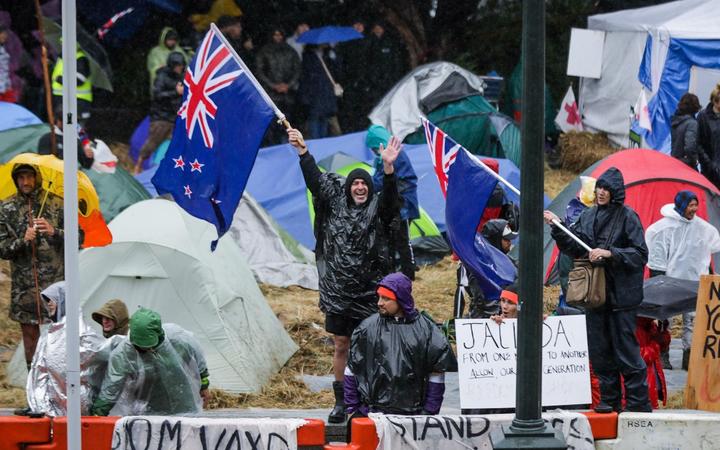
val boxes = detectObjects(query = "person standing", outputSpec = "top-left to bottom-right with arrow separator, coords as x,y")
645,191 -> 720,370
698,84 -> 720,187
299,44 -> 339,139
0,164 -> 66,371
671,93 -> 702,169
544,167 -> 652,413
287,126 -> 401,423
344,272 -> 457,416
255,27 -> 301,144
134,51 -> 185,173
51,48 -> 93,127
146,27 -> 189,92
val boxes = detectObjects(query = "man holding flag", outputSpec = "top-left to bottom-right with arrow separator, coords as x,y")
287,126 -> 401,423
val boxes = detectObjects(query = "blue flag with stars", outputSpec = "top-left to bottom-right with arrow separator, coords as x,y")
152,26 -> 275,250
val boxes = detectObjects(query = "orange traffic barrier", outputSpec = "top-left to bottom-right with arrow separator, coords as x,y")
582,411 -> 618,440
25,416 -> 120,450
324,418 -> 377,450
298,418 -> 326,447
0,416 -> 52,448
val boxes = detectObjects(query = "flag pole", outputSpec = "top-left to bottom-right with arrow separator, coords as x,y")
61,0 -> 81,449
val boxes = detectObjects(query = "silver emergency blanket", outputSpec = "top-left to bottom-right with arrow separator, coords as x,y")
27,318 -> 119,416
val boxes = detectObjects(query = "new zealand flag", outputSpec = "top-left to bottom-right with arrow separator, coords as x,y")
152,25 -> 275,249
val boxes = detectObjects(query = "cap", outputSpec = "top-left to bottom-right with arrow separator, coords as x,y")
502,225 -> 518,240
377,286 -> 397,301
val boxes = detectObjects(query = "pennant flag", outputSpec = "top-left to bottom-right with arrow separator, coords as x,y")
152,26 -> 276,250
554,86 -> 583,133
422,118 -> 461,197
634,88 -> 652,131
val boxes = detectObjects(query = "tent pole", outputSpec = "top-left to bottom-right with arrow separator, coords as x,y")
61,0 -> 81,449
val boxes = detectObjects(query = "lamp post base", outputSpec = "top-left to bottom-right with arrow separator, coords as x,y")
490,423 -> 567,449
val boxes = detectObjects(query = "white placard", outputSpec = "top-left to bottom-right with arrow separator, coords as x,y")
456,316 -> 591,409
567,28 -> 605,78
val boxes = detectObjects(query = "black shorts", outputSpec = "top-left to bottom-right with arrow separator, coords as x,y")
325,313 -> 363,337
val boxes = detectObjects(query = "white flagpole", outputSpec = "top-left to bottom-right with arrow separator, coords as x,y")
424,118 -> 593,253
61,0 -> 81,448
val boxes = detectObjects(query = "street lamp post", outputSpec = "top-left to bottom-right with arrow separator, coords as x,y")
491,0 -> 567,448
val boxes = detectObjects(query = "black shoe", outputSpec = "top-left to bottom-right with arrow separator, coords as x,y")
682,349 -> 690,371
593,403 -> 615,414
660,351 -> 672,370
328,381 -> 346,424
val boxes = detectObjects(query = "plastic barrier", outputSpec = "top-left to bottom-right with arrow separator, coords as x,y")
0,416 -> 52,448
25,416 -> 120,450
582,411 -> 618,440
15,416 -> 324,449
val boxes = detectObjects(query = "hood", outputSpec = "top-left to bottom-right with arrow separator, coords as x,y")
41,281 -> 65,321
158,27 -> 179,48
11,163 -> 43,195
92,299 -> 129,338
594,167 -> 625,205
481,218 -> 508,251
671,114 -> 693,127
166,51 -> 185,68
660,203 -> 691,223
129,308 -> 164,349
365,124 -> 391,151
344,168 -> 374,205
703,103 -> 720,119
377,272 -> 417,320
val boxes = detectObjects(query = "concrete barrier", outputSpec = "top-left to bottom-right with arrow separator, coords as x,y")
595,410 -> 720,449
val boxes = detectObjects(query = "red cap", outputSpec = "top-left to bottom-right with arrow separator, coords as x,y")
377,286 -> 397,301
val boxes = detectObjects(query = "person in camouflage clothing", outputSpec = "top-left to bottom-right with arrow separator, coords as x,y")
0,164 -> 65,368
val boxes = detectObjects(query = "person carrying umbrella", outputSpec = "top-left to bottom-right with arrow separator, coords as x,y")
645,190 -> 720,370
51,46 -> 92,127
0,163 -> 67,405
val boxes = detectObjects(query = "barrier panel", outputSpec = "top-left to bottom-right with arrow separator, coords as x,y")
0,416 -> 52,448
25,416 -> 120,450
581,411 -> 618,440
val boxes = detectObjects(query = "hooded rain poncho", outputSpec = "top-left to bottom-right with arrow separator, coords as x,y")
645,203 -> 720,281
91,323 -> 207,416
347,273 -> 457,414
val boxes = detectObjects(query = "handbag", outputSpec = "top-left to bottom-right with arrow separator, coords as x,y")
317,53 -> 343,97
565,208 -> 622,309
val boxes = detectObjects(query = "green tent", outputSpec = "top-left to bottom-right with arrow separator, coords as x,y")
0,124 -> 150,221
404,95 -> 522,167
501,60 -> 558,138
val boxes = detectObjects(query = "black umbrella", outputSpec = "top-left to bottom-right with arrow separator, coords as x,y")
42,17 -> 113,92
638,275 -> 699,320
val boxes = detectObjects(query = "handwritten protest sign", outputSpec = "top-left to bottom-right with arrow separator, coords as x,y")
456,316 -> 591,409
685,275 -> 720,411
112,416 -> 306,450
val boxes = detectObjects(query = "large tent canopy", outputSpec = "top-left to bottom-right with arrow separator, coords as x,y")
79,199 -> 297,393
580,0 -> 720,147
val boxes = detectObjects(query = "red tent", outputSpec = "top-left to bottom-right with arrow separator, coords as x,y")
544,149 -> 720,284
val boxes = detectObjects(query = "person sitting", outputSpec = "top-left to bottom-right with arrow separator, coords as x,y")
90,308 -> 210,415
91,299 -> 129,338
344,272 -> 457,416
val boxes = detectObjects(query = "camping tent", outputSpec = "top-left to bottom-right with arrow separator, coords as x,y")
368,61 -> 487,141
79,199 -> 298,393
0,102 -> 42,132
580,0 -> 720,148
543,149 -> 720,284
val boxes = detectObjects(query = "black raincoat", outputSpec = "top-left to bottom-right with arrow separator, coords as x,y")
550,167 -> 650,411
300,152 -> 400,319
347,273 -> 457,414
551,167 -> 648,310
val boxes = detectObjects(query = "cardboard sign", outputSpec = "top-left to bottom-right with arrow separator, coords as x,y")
685,275 -> 720,411
456,316 -> 591,409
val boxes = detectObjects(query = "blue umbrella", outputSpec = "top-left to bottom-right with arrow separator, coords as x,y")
296,26 -> 364,44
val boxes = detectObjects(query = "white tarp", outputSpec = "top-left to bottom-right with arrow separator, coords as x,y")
368,61 -> 486,141
79,199 -> 298,393
230,194 -> 318,290
580,0 -> 720,146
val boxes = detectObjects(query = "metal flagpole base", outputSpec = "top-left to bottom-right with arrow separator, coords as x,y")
490,421 -> 567,449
